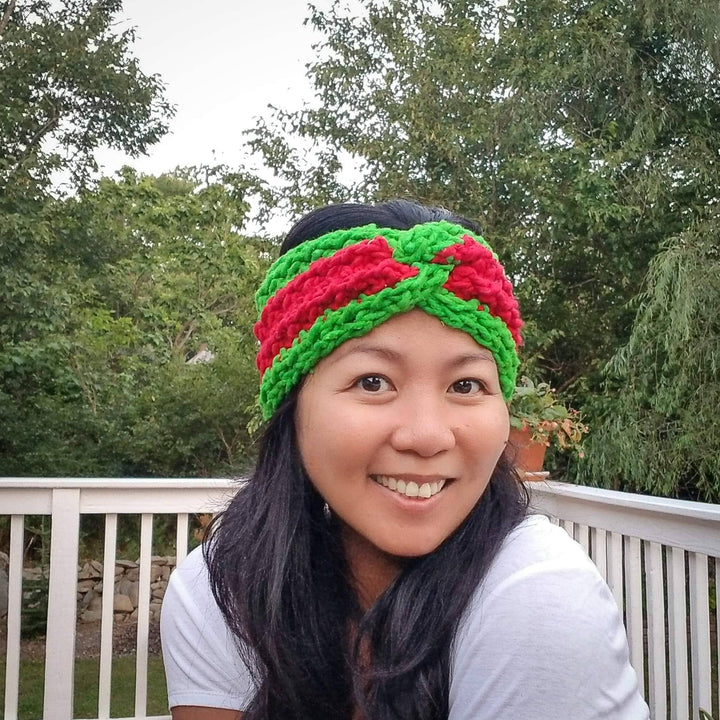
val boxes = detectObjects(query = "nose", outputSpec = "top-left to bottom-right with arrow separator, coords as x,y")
389,394 -> 456,457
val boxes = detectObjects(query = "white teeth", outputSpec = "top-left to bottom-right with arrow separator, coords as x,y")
372,475 -> 448,499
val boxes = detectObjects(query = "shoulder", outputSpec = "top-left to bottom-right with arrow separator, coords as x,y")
461,515 -> 619,637
162,545 -> 225,633
482,514 -> 595,590
161,546 -> 255,711
165,543 -> 214,602
449,515 -> 649,719
462,515 -> 614,638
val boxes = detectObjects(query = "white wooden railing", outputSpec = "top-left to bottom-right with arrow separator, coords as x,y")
530,482 -> 720,720
1,478 -> 719,720
1,478 -> 236,720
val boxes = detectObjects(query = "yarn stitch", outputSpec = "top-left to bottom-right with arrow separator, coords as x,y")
255,221 -> 522,418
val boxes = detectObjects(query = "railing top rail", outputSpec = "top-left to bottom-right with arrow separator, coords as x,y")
532,481 -> 720,523
530,481 -> 720,555
1,477 -> 718,523
0,477 -> 238,490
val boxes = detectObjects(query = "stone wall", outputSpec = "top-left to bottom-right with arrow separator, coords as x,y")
76,555 -> 176,623
0,553 -> 177,623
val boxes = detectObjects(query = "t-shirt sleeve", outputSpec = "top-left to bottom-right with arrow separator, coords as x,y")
160,546 -> 256,710
449,527 -> 649,720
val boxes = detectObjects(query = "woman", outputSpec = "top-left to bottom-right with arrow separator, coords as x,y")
161,200 -> 649,720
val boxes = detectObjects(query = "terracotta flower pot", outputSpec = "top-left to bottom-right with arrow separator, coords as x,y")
508,427 -> 547,475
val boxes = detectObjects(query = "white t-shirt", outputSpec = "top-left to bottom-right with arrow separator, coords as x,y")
161,514 -> 649,718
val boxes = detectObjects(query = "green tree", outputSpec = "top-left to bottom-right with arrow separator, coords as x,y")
0,0 -> 171,189
0,2 -> 274,478
0,0 -> 175,477
249,0 -> 720,390
72,167 -> 270,476
576,216 -> 720,501
0,167 -> 272,477
0,0 -> 174,342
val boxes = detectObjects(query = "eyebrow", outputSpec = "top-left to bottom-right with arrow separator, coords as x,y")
325,343 -> 402,365
327,343 -> 496,368
446,351 -> 496,368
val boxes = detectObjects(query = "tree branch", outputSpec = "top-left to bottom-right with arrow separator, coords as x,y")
11,102 -> 62,179
81,0 -> 106,27
172,319 -> 198,352
26,103 -> 61,150
0,0 -> 17,38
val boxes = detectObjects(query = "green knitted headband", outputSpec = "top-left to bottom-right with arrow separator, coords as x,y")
254,220 -> 522,418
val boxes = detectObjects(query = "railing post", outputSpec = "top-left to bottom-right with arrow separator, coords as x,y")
606,531 -> 624,613
43,488 -> 81,720
98,513 -> 118,719
645,541 -> 667,719
667,547 -> 689,720
688,552 -> 712,719
4,515 -> 25,720
624,535 -> 645,699
135,513 -> 154,719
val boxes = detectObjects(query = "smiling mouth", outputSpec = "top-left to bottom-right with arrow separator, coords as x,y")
371,475 -> 448,499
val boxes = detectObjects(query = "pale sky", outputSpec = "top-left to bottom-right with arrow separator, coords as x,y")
96,0 -> 323,177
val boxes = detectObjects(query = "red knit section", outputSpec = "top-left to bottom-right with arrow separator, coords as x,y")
434,237 -> 523,346
255,237 -> 417,374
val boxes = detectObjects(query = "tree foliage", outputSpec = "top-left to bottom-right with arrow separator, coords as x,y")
0,0 -> 174,361
0,168 -> 272,476
3,0 -> 719,497
577,218 -> 720,501
0,0 -> 172,189
0,1 -> 275,478
250,0 -> 720,377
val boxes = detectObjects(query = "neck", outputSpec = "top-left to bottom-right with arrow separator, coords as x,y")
341,523 -> 404,610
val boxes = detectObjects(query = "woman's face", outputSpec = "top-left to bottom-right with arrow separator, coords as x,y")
296,309 -> 510,563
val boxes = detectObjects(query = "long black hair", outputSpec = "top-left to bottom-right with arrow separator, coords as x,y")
206,200 -> 529,720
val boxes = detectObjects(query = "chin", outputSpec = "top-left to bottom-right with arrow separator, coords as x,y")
381,537 -> 445,559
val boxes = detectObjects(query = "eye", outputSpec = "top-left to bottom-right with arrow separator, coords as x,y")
356,375 -> 393,392
449,378 -> 484,395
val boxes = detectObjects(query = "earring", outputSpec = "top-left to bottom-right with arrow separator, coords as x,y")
323,502 -> 332,520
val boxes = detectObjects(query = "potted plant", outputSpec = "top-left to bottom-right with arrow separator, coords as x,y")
508,376 -> 588,476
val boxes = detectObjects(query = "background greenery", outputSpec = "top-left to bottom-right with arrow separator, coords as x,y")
1,0 -> 719,501
0,0 -> 272,478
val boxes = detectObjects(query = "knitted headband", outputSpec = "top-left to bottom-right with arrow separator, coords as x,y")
254,220 -> 523,419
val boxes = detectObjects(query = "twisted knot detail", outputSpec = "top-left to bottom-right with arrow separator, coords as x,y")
434,240 -> 523,347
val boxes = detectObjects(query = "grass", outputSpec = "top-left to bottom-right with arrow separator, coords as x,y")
0,655 -> 168,719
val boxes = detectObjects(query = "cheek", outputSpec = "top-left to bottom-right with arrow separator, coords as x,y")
296,394 -> 368,482
465,403 -> 510,437
463,406 -> 510,465
497,411 -> 511,442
